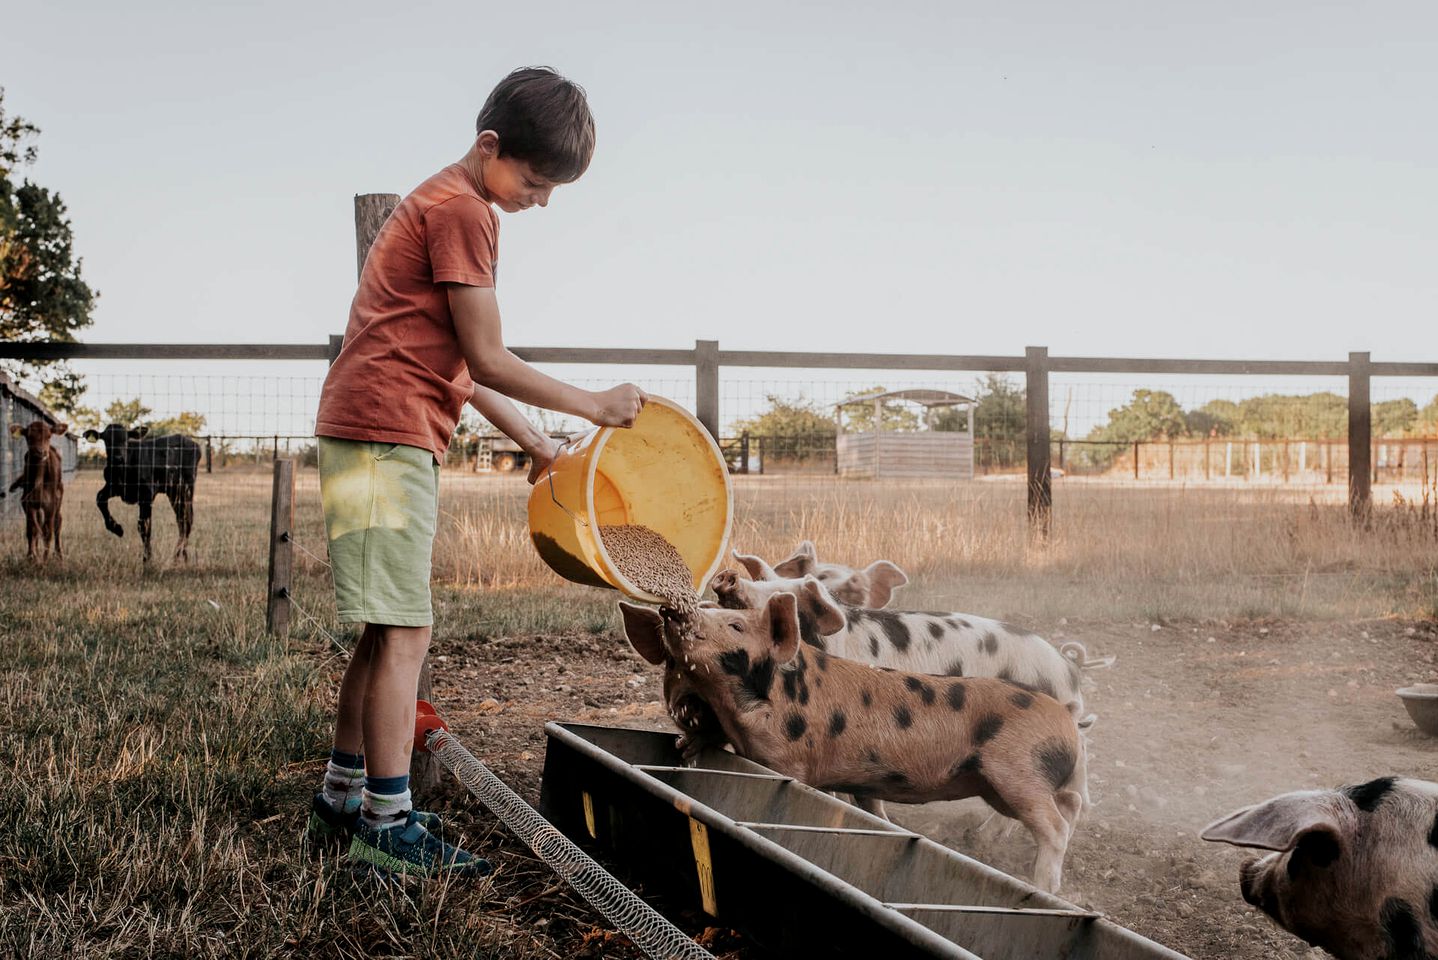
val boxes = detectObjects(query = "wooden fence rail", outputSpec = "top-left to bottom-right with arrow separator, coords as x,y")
7,336 -> 1437,527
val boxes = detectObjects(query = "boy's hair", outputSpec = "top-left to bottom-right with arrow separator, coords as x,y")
476,66 -> 596,184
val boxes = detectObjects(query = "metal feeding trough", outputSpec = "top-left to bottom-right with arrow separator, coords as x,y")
541,722 -> 1191,960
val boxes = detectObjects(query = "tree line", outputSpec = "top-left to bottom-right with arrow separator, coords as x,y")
729,379 -> 1438,468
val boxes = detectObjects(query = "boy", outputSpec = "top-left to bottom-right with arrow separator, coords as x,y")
308,66 -> 646,877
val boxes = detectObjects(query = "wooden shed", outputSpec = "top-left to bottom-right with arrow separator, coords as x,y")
834,389 -> 975,480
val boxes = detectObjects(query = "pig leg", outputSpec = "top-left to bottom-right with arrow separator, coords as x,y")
853,796 -> 889,822
984,775 -> 1076,893
1015,797 -> 1073,894
1070,735 -> 1092,813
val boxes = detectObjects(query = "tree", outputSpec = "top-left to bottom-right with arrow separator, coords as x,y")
1092,389 -> 1188,443
730,394 -> 835,462
1,88 -> 98,414
1185,399 -> 1240,438
1420,394 -> 1438,434
150,411 -> 207,437
1372,398 -> 1418,438
731,394 -> 836,437
1234,392 -> 1346,439
102,397 -> 152,428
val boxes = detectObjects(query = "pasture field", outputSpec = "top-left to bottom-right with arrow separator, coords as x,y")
2,468 -> 1435,958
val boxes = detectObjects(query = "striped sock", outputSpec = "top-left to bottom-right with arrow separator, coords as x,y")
320,749 -> 365,814
360,774 -> 412,830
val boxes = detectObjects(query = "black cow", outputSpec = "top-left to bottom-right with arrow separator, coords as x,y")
82,424 -> 200,563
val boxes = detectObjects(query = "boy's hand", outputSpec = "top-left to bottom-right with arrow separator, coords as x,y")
525,435 -> 562,485
589,384 -> 648,428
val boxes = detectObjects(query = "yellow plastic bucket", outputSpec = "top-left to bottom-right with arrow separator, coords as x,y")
528,396 -> 733,602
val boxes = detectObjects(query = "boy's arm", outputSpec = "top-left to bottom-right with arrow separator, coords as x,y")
467,382 -> 561,485
447,285 -> 646,427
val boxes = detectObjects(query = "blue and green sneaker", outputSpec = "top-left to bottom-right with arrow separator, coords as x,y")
307,794 -> 443,845
348,810 -> 491,878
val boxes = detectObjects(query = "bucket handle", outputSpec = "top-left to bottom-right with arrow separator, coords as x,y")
545,435 -> 590,528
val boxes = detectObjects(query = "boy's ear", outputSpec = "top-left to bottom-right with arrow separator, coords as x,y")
475,129 -> 501,158
765,593 -> 801,664
618,602 -> 667,665
774,540 -> 817,578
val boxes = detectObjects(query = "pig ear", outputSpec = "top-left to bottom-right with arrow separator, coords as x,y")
774,540 -> 817,578
765,592 -> 802,663
733,549 -> 778,581
799,576 -> 847,635
864,561 -> 909,608
618,602 -> 667,665
1200,791 -> 1345,852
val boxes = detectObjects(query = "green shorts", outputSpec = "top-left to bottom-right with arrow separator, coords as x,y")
317,437 -> 439,627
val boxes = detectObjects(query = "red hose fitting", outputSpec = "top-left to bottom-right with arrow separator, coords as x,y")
414,699 -> 448,753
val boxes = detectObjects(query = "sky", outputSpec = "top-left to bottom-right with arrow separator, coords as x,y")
3,1 -> 1436,432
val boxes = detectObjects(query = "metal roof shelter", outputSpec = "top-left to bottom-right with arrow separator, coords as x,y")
834,389 -> 975,480
1,372 -> 79,518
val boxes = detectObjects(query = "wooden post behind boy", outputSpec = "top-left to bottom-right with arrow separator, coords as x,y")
309,66 -> 646,877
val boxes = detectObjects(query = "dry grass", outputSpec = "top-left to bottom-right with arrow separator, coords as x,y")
430,471 -> 1438,624
0,467 -> 1432,957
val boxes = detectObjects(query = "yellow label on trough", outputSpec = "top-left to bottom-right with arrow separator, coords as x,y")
688,817 -> 718,916
582,791 -> 597,839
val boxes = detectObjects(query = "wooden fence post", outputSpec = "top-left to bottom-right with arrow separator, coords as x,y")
266,458 -> 295,636
354,193 -> 400,281
1348,351 -> 1371,521
205,436 -> 213,474
695,339 -> 720,440
356,191 -> 440,795
1025,346 -> 1051,539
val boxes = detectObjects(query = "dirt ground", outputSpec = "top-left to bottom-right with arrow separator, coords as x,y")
430,615 -> 1438,960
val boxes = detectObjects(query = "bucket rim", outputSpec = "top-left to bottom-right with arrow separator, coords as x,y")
586,396 -> 735,604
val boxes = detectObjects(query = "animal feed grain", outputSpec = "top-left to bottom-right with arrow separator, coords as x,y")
599,524 -> 698,613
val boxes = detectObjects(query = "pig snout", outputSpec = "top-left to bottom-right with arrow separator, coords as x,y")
1239,858 -> 1263,907
1239,856 -> 1282,918
709,569 -> 745,607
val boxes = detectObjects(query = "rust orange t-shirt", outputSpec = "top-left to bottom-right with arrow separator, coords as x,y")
315,164 -> 497,460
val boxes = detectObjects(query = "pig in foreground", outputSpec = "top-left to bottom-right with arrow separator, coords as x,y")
1201,777 -> 1438,960
739,540 -> 910,608
620,593 -> 1086,893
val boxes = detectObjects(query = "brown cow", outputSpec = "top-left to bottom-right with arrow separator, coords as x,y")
6,420 -> 67,562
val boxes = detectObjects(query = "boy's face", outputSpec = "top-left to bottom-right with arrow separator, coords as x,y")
476,131 -> 558,213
